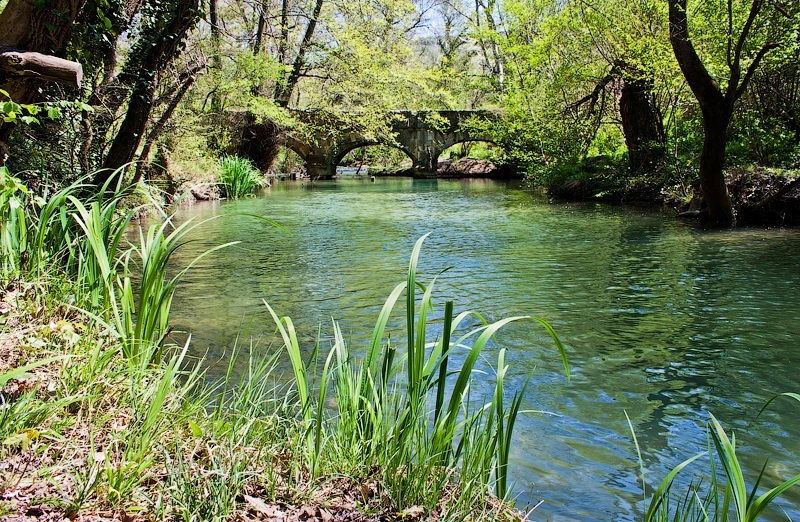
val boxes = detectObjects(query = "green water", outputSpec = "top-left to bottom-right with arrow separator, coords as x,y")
168,178 -> 800,521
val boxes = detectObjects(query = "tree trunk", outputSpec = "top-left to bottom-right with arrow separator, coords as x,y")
208,0 -> 222,110
571,60 -> 665,173
253,0 -> 268,56
698,111 -> 734,221
274,0 -> 324,108
95,0 -> 200,186
669,0 -> 735,224
669,0 -> 779,224
97,70 -> 157,183
619,74 -> 665,173
0,51 -> 82,87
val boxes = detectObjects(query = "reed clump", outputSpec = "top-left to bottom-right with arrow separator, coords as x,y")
217,155 -> 263,199
639,397 -> 800,522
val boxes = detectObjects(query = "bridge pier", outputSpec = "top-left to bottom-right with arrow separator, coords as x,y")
410,147 -> 441,177
306,155 -> 335,180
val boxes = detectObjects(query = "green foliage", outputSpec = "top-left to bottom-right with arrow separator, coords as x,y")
267,234 -> 569,510
1,89 -> 94,126
727,110 -> 800,168
217,155 -> 263,199
1,90 -> 41,125
468,112 -> 587,186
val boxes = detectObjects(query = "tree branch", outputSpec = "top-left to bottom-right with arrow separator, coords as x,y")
734,41 -> 779,101
728,0 -> 764,98
132,61 -> 205,184
669,0 -> 724,107
0,50 -> 83,88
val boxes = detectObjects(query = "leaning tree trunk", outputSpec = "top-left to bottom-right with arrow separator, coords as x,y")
274,0 -> 324,108
132,61 -> 204,184
95,0 -> 200,186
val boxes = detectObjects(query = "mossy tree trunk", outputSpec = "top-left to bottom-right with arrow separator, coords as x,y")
95,0 -> 201,187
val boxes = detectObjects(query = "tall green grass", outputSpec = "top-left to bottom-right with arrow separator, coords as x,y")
0,166 -> 29,277
112,218 -> 236,365
267,233 -> 570,512
218,155 -> 262,199
0,168 -> 234,366
0,168 -> 134,285
642,394 -> 800,522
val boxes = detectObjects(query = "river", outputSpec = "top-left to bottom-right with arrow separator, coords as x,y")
165,177 -> 800,521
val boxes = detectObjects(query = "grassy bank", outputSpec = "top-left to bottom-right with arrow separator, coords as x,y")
1,275 -> 542,521
1,167 -> 570,520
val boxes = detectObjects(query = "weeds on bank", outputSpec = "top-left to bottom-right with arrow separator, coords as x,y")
3,169 -> 548,519
1,167 -> 236,366
268,233 -> 571,514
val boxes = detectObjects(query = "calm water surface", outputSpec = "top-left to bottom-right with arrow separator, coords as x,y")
166,178 -> 800,521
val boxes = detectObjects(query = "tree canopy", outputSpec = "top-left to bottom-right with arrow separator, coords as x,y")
0,0 -> 797,221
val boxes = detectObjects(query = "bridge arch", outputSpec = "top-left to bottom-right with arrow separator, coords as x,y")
283,136 -> 313,161
439,136 -> 499,154
332,141 -> 416,172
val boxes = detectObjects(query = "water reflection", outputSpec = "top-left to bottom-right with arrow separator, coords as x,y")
162,178 -> 800,520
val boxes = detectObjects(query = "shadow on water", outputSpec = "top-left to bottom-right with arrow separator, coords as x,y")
160,179 -> 800,521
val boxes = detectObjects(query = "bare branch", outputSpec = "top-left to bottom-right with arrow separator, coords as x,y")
735,41 -> 780,101
731,0 -> 765,86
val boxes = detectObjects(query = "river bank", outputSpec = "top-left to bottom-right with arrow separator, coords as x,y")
0,274 -> 529,522
546,164 -> 800,226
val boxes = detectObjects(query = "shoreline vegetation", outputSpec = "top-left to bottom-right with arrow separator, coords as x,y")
210,155 -> 800,228
3,168 -> 799,521
1,174 -> 567,521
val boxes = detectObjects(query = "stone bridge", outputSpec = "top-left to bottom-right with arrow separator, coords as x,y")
282,110 -> 497,179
